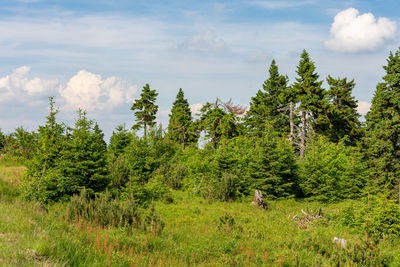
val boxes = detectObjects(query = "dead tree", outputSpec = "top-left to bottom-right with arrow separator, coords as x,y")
251,190 -> 270,210
214,97 -> 246,117
292,207 -> 323,229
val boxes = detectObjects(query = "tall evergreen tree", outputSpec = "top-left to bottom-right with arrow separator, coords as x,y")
24,97 -> 65,203
168,88 -> 198,149
131,84 -> 158,136
292,50 -> 326,157
245,60 -> 289,136
326,76 -> 361,144
248,125 -> 298,199
58,110 -> 109,197
365,48 -> 400,203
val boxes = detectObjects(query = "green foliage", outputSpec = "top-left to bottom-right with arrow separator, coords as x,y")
365,48 -> 400,199
167,88 -> 198,149
292,50 -> 328,135
244,60 -> 290,137
326,76 -> 361,144
1,127 -> 38,162
108,124 -> 131,156
23,97 -> 65,203
0,129 -> 5,150
299,134 -> 367,202
66,189 -> 141,228
131,83 -> 159,136
58,111 -> 109,197
108,154 -> 130,194
249,126 -> 299,199
198,102 -> 240,149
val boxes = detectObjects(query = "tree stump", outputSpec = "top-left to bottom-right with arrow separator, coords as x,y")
252,190 -> 269,210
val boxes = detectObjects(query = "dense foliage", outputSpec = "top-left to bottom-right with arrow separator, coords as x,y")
1,47 -> 398,249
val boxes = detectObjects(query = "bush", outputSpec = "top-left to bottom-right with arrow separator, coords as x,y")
66,190 -> 141,228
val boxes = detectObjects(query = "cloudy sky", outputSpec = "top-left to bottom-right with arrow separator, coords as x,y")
0,0 -> 399,140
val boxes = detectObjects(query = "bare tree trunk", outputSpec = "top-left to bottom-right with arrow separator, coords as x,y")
289,101 -> 294,143
144,124 -> 147,137
300,110 -> 306,157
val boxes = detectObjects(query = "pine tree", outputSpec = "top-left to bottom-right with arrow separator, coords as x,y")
131,84 -> 159,136
326,76 -> 361,144
58,110 -> 109,197
292,50 -> 327,157
245,60 -> 289,136
168,88 -> 198,149
365,48 -> 400,203
248,125 -> 298,199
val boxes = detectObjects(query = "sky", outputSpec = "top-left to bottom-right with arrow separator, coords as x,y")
0,0 -> 399,140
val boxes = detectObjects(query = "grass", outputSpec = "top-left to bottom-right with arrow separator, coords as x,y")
1,164 -> 400,266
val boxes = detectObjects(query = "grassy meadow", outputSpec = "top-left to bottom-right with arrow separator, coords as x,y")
1,164 -> 400,266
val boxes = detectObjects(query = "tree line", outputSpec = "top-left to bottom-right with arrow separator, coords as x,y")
1,48 -> 399,206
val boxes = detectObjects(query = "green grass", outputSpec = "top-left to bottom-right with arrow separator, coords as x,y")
1,165 -> 400,266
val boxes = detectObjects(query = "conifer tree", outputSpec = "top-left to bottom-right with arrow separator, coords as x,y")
168,88 -> 198,149
198,102 -> 239,149
326,76 -> 361,143
365,48 -> 400,203
299,134 -> 367,202
109,124 -> 131,156
131,84 -> 158,136
24,97 -> 65,203
245,60 -> 289,136
58,110 -> 109,196
292,50 -> 326,157
248,125 -> 298,199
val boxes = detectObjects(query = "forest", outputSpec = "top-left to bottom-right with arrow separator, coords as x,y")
1,48 -> 400,266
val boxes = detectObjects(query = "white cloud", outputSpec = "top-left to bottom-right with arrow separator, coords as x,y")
190,103 -> 203,115
58,70 -> 136,112
179,31 -> 227,52
357,101 -> 371,115
325,8 -> 397,53
0,66 -> 57,103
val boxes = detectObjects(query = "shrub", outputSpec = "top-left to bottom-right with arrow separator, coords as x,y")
66,190 -> 141,228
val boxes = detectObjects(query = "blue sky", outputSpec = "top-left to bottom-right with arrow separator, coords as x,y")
0,0 -> 399,140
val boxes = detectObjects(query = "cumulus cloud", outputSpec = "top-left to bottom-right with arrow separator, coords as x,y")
357,101 -> 371,115
179,31 -> 227,52
58,70 -> 136,112
190,103 -> 203,115
325,8 -> 397,53
0,66 -> 57,103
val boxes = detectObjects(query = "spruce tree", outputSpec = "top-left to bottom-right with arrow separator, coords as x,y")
365,48 -> 400,202
245,60 -> 289,136
248,125 -> 298,199
24,97 -> 65,203
326,76 -> 361,144
109,124 -> 131,156
292,50 -> 326,157
131,84 -> 158,136
58,110 -> 109,196
168,88 -> 198,149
